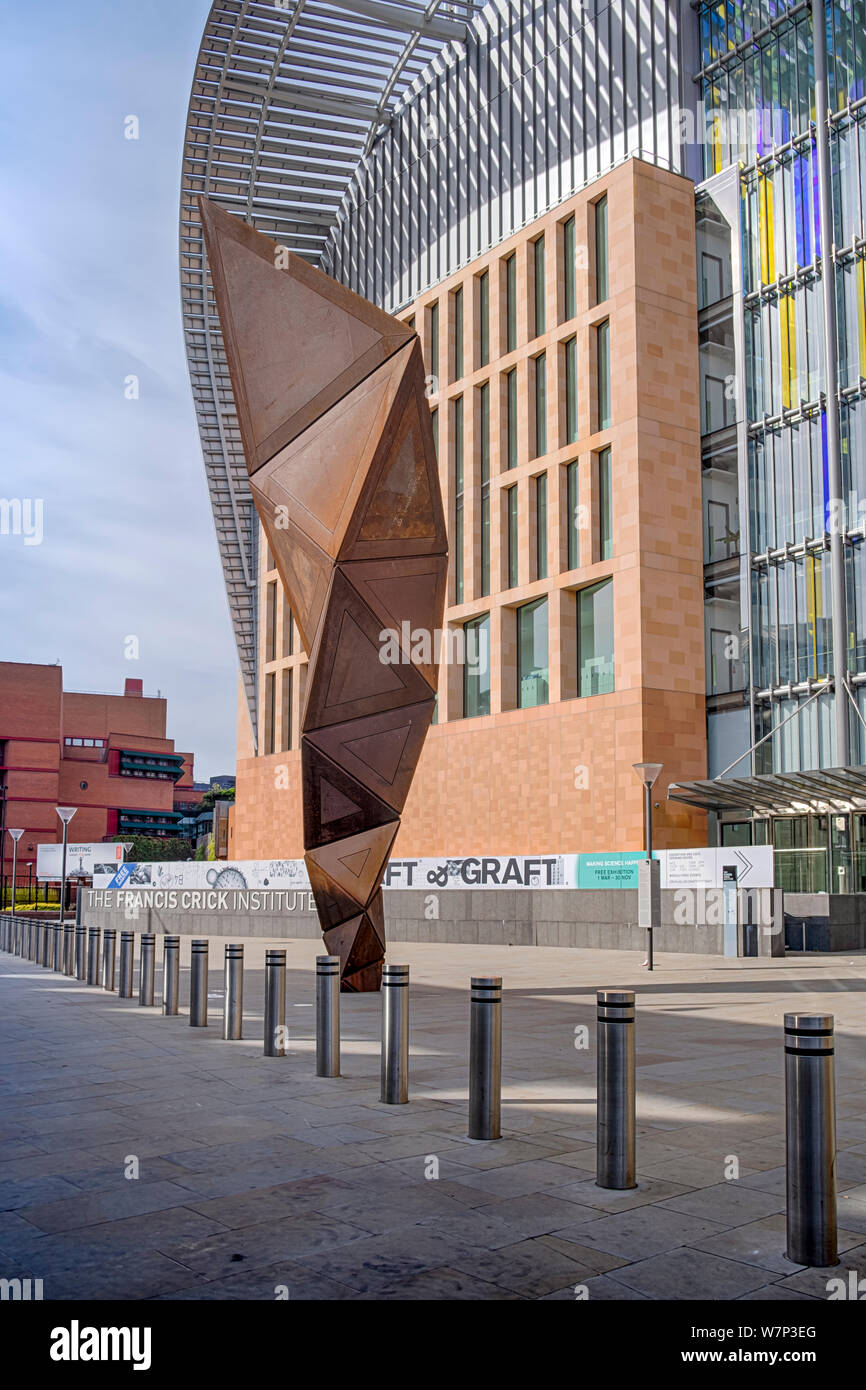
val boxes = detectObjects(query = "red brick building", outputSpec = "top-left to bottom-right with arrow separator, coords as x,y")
0,662 -> 203,875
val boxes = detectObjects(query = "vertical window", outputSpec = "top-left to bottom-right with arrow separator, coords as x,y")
282,598 -> 294,658
578,579 -> 614,696
505,253 -> 517,352
565,337 -> 578,443
595,195 -> 609,303
431,406 -> 438,458
427,301 -> 439,385
596,319 -> 611,430
454,396 -> 464,604
534,353 -> 547,457
280,668 -> 293,752
598,447 -> 613,560
518,597 -> 549,708
264,671 -> 276,754
506,368 -> 518,468
563,214 -> 577,321
463,614 -> 490,718
478,270 -> 490,367
452,285 -> 464,380
533,234 -> 546,337
479,382 -> 490,597
507,485 -> 518,588
567,461 -> 580,569
535,473 -> 548,580
266,581 -> 277,663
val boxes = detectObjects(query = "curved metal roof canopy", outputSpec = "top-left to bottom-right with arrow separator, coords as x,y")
179,0 -> 481,736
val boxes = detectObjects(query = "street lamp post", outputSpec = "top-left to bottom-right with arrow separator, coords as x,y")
633,762 -> 663,971
6,829 -> 24,913
56,807 -> 77,929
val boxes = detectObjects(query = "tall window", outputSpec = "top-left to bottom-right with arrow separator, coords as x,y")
565,337 -> 578,443
533,234 -> 545,337
563,214 -> 577,320
282,597 -> 294,658
506,485 -> 518,588
596,319 -> 611,430
266,581 -> 277,663
452,285 -> 464,380
479,382 -> 490,597
518,597 -> 549,708
454,395 -> 464,603
578,579 -> 614,696
280,668 -> 293,752
567,461 -> 580,569
595,195 -> 609,303
506,368 -> 518,468
264,671 -> 276,754
505,253 -> 517,352
535,473 -> 548,580
463,614 -> 490,718
431,406 -> 438,458
478,270 -> 489,367
598,446 -> 613,560
427,301 -> 439,385
534,353 -> 547,457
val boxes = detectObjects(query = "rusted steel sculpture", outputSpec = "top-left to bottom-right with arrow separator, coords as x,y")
199,198 -> 447,991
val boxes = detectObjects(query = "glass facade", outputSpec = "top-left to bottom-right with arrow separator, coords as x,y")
596,319 -> 611,430
534,352 -> 546,457
454,395 -> 464,604
533,235 -> 545,337
452,285 -> 464,381
505,253 -> 517,353
535,472 -> 548,581
578,579 -> 614,697
567,460 -> 580,570
598,447 -> 612,561
464,614 -> 490,717
506,484 -> 518,589
478,270 -> 489,368
517,598 -> 548,708
563,214 -> 576,320
505,367 -> 518,469
564,336 -> 578,443
479,381 -> 490,597
595,195 -> 608,303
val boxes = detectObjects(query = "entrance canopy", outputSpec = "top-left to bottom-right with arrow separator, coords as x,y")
668,767 -> 866,816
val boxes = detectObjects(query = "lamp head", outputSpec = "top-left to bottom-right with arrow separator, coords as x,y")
633,761 -> 663,789
56,807 -> 77,825
8,828 -> 24,842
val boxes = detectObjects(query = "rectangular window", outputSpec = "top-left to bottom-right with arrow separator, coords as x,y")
427,301 -> 439,385
479,382 -> 490,597
431,406 -> 438,458
505,253 -> 517,352
518,597 -> 549,708
565,337 -> 578,443
566,460 -> 580,569
534,353 -> 547,457
535,473 -> 548,580
463,614 -> 490,718
595,195 -> 609,303
578,578 -> 614,696
596,319 -> 611,430
506,368 -> 518,468
452,285 -> 464,380
454,396 -> 464,604
598,446 -> 612,560
507,485 -> 518,588
563,215 -> 576,320
282,596 -> 294,657
266,581 -> 277,663
533,234 -> 545,337
478,270 -> 489,367
264,671 -> 276,755
280,667 -> 293,752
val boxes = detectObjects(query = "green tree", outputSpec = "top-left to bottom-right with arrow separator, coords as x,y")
111,835 -> 193,862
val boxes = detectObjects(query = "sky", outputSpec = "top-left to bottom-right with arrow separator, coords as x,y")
0,0 -> 240,780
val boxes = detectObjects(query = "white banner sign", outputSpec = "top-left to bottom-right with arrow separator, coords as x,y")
38,842 -> 125,881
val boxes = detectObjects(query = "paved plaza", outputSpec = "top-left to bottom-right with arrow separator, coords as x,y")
1,937 -> 865,1301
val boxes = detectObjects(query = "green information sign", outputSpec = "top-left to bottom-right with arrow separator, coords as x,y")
576,852 -> 648,889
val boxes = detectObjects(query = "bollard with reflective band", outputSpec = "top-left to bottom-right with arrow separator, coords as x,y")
596,990 -> 637,1190
163,936 -> 180,1016
139,933 -> 155,1006
381,964 -> 409,1104
63,923 -> 75,976
35,922 -> 44,966
224,944 -> 244,1040
75,924 -> 87,981
263,949 -> 286,1057
87,928 -> 101,985
189,939 -> 208,1027
785,1013 -> 838,1268
28,922 -> 35,962
103,929 -> 116,991
118,931 -> 134,998
468,977 -> 502,1140
52,923 -> 62,972
316,956 -> 341,1078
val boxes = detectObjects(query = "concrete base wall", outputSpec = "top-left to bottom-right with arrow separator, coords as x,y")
784,894 -> 866,952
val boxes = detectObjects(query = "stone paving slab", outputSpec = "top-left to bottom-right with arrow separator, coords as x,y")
0,936 -> 865,1301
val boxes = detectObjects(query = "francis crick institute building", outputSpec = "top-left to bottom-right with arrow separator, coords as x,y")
180,0 -> 866,897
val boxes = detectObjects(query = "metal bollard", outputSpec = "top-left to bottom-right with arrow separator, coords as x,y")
87,927 -> 101,985
139,933 -> 155,1006
103,929 -> 116,990
468,976 -> 502,1140
223,944 -> 244,1040
785,1013 -> 838,1267
263,948 -> 286,1056
75,924 -> 87,981
316,955 -> 340,1078
381,963 -> 409,1104
118,931 -> 134,997
189,939 -> 208,1027
28,921 -> 35,962
63,922 -> 75,976
52,923 -> 62,972
596,990 -> 637,1190
163,935 -> 180,1016
35,922 -> 44,966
